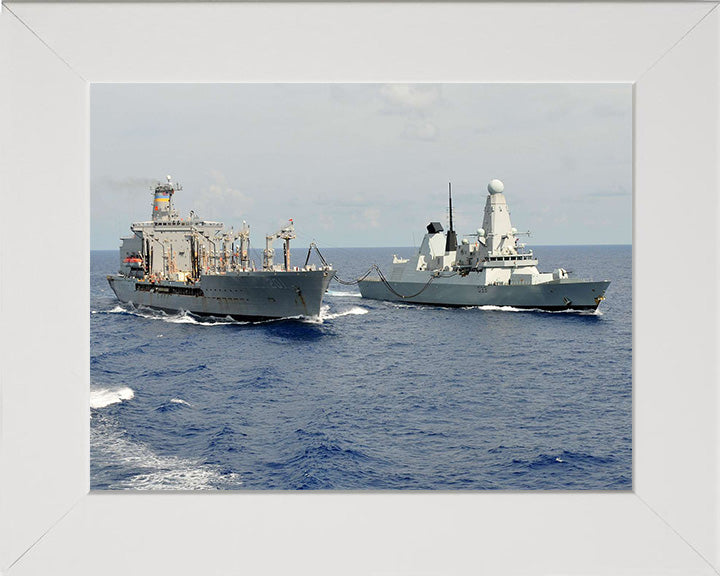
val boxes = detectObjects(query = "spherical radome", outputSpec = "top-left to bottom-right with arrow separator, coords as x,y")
488,179 -> 504,194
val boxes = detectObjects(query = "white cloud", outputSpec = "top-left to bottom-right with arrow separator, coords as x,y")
379,84 -> 441,114
103,176 -> 158,190
402,122 -> 438,142
352,207 -> 381,229
91,83 -> 631,248
363,208 -> 381,228
192,170 -> 253,221
317,212 -> 335,231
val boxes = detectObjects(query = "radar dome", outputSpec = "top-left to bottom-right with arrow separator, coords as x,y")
488,179 -> 504,194
477,228 -> 485,237
511,227 -> 517,234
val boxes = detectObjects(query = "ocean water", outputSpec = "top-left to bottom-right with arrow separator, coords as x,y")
91,245 -> 631,490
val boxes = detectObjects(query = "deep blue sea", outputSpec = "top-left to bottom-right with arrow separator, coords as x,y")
91,245 -> 631,490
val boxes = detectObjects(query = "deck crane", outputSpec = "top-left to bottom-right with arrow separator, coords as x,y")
263,219 -> 295,271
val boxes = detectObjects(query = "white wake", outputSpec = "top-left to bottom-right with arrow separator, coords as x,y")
326,290 -> 362,298
322,306 -> 369,320
302,304 -> 369,324
90,386 -> 135,409
91,417 -> 242,490
170,398 -> 191,406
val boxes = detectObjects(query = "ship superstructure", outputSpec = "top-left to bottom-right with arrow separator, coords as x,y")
108,176 -> 334,320
358,179 -> 610,311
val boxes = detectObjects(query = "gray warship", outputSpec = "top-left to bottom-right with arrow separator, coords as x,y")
107,176 -> 335,320
358,179 -> 610,311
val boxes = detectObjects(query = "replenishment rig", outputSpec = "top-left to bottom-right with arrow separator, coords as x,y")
107,177 -> 335,320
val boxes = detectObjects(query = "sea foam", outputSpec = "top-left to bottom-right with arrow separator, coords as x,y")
322,306 -> 368,320
90,386 -> 135,409
302,305 -> 369,324
91,415 -> 241,490
170,398 -> 191,406
326,290 -> 362,298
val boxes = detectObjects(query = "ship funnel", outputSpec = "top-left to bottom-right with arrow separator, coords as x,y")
152,180 -> 175,221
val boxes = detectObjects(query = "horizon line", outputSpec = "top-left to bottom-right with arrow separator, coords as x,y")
91,242 -> 632,251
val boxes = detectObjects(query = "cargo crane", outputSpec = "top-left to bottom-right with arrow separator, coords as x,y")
263,220 -> 295,271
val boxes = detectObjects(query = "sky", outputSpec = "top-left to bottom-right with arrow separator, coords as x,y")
91,83 -> 631,250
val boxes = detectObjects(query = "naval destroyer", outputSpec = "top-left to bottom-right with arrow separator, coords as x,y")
358,179 -> 610,311
107,177 -> 335,320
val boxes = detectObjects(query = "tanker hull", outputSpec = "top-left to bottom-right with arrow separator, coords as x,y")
108,269 -> 335,320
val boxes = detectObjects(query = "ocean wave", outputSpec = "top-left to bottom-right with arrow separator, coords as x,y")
386,302 -> 454,311
101,302 -> 359,326
466,305 -> 602,316
264,429 -> 373,488
106,304 -> 249,326
90,386 -> 135,409
154,397 -> 194,412
326,290 -> 362,298
322,306 -> 368,320
170,398 -> 191,406
383,301 -> 601,315
513,450 -> 614,471
91,415 -> 242,490
300,304 -> 369,324
471,305 -> 524,312
163,312 -> 244,326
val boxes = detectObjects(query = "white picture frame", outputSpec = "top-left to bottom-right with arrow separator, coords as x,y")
1,2 -> 718,574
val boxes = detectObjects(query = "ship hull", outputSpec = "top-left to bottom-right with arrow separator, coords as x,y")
107,269 -> 335,320
358,275 -> 610,311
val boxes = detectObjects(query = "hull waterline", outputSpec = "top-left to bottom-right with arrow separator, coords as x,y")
358,277 -> 609,311
108,270 -> 335,321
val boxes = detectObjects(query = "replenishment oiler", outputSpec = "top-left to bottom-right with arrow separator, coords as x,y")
358,179 -> 610,311
107,176 -> 335,320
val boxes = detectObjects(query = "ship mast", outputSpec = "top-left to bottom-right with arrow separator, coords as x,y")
445,182 -> 458,252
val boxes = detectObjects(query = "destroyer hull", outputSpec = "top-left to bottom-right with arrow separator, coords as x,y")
358,276 -> 610,311
108,269 -> 335,320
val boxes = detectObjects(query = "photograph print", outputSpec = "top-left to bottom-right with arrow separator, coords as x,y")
90,83 -> 631,490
